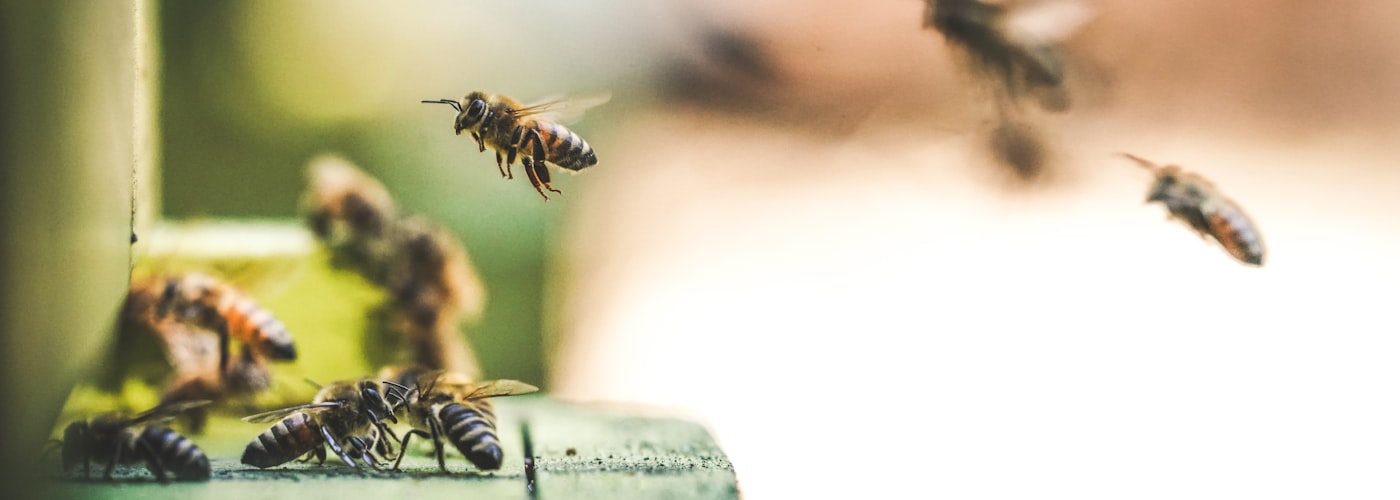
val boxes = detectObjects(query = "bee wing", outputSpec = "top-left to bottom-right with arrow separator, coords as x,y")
1001,0 -> 1094,45
128,400 -> 215,426
241,402 -> 343,423
515,92 -> 611,125
459,379 -> 541,400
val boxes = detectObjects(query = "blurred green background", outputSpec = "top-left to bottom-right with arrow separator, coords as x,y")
149,0 -> 664,388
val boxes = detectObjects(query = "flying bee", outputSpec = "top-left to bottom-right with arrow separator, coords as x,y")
1121,153 -> 1266,266
240,378 -> 402,469
379,366 -> 538,472
423,91 -> 605,200
925,0 -> 1093,112
153,273 -> 298,371
58,400 -> 212,482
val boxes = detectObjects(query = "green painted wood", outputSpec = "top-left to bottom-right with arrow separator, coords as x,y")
45,397 -> 738,500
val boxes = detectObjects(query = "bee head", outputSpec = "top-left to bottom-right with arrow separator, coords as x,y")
60,421 -> 89,470
360,384 -> 398,425
455,95 -> 489,134
1146,169 -> 1182,204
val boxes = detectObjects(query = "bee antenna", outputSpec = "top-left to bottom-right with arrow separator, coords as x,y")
422,99 -> 462,113
1117,152 -> 1159,172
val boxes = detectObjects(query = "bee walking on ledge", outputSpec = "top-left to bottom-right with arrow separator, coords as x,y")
423,91 -> 605,200
57,401 -> 212,482
1121,153 -> 1266,266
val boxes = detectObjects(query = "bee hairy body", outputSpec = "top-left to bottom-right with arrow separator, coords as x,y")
59,402 -> 211,482
1125,154 -> 1266,266
158,274 -> 297,368
241,412 -> 325,469
426,90 -> 600,199
438,400 -> 503,470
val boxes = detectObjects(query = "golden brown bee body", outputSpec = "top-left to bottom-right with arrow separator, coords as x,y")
1122,154 -> 1266,266
240,378 -> 401,469
424,91 -> 600,199
155,273 -> 297,370
60,401 -> 212,482
379,366 -> 538,472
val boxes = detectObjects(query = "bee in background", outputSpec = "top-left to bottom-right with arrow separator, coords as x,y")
379,366 -> 538,472
150,273 -> 298,372
303,155 -> 400,283
1120,153 -> 1266,266
117,279 -> 282,433
301,159 -> 487,378
925,0 -> 1093,112
58,401 -> 212,482
240,378 -> 401,469
423,91 -> 606,200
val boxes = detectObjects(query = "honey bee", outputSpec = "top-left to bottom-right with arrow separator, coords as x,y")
925,0 -> 1092,111
379,366 -> 538,472
240,378 -> 402,469
153,273 -> 298,371
423,91 -> 604,199
1121,153 -> 1266,266
303,155 -> 400,283
59,401 -> 212,482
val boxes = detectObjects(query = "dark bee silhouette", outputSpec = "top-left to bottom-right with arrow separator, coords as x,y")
1121,153 -> 1266,266
240,378 -> 400,469
423,91 -> 604,199
379,366 -> 537,472
59,401 -> 212,482
925,0 -> 1092,111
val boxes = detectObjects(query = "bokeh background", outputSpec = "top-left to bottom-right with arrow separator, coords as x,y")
6,0 -> 1400,498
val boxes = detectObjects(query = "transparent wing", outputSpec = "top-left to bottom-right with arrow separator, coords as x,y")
129,400 -> 214,426
458,379 -> 541,400
515,92 -> 611,125
241,402 -> 343,423
1002,0 -> 1094,45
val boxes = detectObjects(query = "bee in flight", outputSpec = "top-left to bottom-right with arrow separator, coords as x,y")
925,0 -> 1093,112
149,273 -> 298,372
240,378 -> 401,469
379,366 -> 538,472
423,91 -> 605,200
1121,153 -> 1266,266
57,401 -> 212,482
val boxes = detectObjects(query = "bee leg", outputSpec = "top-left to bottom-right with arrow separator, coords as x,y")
391,429 -> 424,471
318,426 -> 358,468
471,132 -> 486,153
523,129 -> 560,198
504,148 -> 518,179
216,323 -> 231,374
377,423 -> 399,460
494,151 -> 508,177
421,417 -> 450,473
103,445 -> 121,481
134,438 -> 170,484
313,446 -> 327,465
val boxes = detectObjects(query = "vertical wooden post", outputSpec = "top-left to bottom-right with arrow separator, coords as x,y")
0,0 -> 143,489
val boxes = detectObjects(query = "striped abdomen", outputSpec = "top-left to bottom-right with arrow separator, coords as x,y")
522,121 -> 596,171
217,290 -> 297,360
1204,200 -> 1265,266
138,427 -> 210,481
439,401 -> 503,470
242,413 -> 323,468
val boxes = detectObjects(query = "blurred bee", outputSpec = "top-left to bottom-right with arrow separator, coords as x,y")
379,366 -> 538,472
151,273 -> 298,371
240,378 -> 401,469
58,401 -> 212,482
303,155 -> 400,283
117,279 -> 280,433
423,91 -> 605,200
1121,153 -> 1266,266
925,0 -> 1093,112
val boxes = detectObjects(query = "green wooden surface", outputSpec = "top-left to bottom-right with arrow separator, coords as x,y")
44,397 -> 738,500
